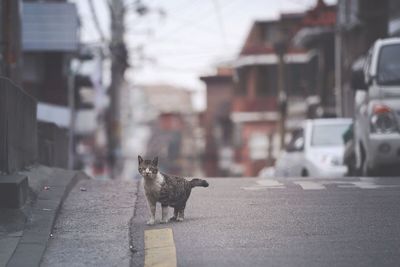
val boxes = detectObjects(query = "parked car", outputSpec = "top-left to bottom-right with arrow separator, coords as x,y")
351,38 -> 400,176
342,123 -> 356,176
274,118 -> 352,178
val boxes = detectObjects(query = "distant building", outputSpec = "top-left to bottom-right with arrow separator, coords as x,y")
200,66 -> 234,177
233,12 -> 316,176
21,1 -> 79,106
142,84 -> 193,134
20,0 -> 106,169
224,0 -> 339,176
141,84 -> 201,175
20,1 -> 97,136
142,84 -> 194,117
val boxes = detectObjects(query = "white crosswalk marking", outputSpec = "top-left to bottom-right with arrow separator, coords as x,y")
293,181 -> 326,190
241,178 -> 400,192
241,179 -> 285,191
256,179 -> 285,188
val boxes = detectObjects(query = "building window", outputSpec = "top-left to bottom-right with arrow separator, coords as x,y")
249,132 -> 269,160
235,67 -> 248,96
285,64 -> 305,96
257,66 -> 277,96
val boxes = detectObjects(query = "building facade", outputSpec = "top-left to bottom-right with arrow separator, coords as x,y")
233,14 -> 316,176
200,67 -> 235,177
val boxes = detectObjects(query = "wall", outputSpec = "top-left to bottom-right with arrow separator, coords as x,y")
37,121 -> 69,169
0,77 -> 37,173
237,121 -> 277,176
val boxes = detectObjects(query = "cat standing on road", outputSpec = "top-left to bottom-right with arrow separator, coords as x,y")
138,156 -> 209,225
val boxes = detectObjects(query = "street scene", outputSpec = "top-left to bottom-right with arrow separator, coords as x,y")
1,0 -> 400,266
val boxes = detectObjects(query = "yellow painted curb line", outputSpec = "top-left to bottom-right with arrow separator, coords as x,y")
144,228 -> 177,267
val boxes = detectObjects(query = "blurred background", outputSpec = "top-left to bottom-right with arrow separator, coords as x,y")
1,0 -> 398,179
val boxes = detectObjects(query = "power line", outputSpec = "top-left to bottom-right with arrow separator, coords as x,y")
211,0 -> 228,49
144,37 -> 239,49
87,0 -> 107,42
148,64 -> 209,73
152,0 -> 242,42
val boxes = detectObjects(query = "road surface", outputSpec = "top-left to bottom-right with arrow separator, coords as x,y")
131,177 -> 400,267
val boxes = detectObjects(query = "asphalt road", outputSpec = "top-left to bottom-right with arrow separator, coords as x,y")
131,177 -> 400,267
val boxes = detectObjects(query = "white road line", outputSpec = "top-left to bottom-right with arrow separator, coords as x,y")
241,186 -> 266,191
293,181 -> 326,190
241,179 -> 285,191
256,179 -> 285,188
349,181 -> 399,189
243,178 -> 400,192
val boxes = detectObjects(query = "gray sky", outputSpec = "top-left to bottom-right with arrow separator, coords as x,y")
73,0 -> 337,111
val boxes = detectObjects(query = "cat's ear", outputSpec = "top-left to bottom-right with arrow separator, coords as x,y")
138,155 -> 143,164
152,157 -> 158,166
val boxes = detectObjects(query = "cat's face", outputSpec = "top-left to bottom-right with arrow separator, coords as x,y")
138,156 -> 158,180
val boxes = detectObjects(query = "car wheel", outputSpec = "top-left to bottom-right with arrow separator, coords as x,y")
301,169 -> 309,177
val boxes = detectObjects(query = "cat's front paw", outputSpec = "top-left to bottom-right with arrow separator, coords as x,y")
160,219 -> 169,224
176,217 -> 184,222
146,219 -> 155,225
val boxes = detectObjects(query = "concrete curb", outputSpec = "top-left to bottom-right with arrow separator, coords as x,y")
6,169 -> 89,267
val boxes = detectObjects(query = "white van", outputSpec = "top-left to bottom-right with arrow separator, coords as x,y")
352,38 -> 400,176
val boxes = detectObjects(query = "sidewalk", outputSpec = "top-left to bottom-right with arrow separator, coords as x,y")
0,165 -> 87,267
41,178 -> 139,266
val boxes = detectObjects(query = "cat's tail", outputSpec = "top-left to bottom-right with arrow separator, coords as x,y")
189,178 -> 209,188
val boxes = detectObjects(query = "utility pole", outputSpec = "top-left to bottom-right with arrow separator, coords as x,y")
335,25 -> 343,117
1,0 -> 22,83
108,0 -> 128,178
274,31 -> 288,150
67,64 -> 76,170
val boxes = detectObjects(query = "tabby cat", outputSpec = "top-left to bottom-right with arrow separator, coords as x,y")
138,156 -> 209,225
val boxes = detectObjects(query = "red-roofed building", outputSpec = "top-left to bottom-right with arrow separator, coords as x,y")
232,11 -> 319,176
303,0 -> 336,27
231,1 -> 337,176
